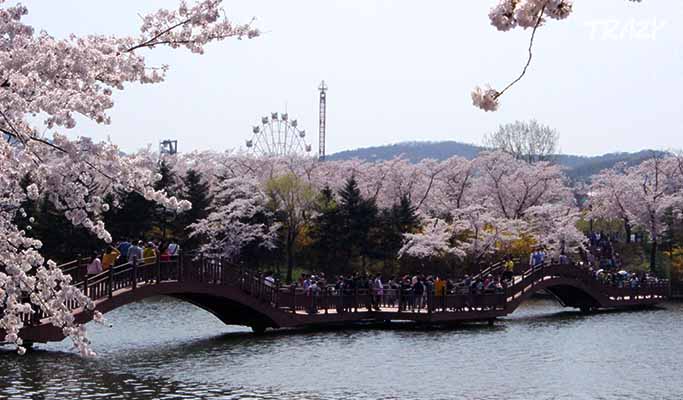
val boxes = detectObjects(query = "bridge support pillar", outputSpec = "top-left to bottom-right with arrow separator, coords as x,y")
250,324 -> 267,335
580,306 -> 594,314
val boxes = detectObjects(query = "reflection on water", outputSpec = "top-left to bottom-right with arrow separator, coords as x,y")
1,297 -> 682,400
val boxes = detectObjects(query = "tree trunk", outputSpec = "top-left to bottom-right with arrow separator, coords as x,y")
286,237 -> 294,283
624,219 -> 632,243
650,239 -> 657,273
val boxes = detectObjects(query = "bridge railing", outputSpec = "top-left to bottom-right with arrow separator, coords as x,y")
17,254 -> 667,328
503,261 -> 669,306
189,257 -> 667,315
270,285 -> 507,315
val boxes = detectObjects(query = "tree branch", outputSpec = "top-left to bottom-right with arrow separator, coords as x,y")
495,5 -> 546,100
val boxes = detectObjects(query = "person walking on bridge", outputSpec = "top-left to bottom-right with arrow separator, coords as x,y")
86,251 -> 103,276
167,240 -> 180,257
117,238 -> 131,260
143,242 -> 157,263
102,245 -> 120,271
434,276 -> 446,311
307,279 -> 320,314
127,240 -> 143,265
529,249 -> 545,269
413,277 -> 425,312
373,274 -> 384,311
503,257 -> 514,283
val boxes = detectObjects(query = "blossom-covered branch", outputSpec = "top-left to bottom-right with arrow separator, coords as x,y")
473,0 -> 640,111
0,0 -> 257,356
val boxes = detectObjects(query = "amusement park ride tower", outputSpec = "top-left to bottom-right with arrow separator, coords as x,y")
318,80 -> 327,161
245,81 -> 328,160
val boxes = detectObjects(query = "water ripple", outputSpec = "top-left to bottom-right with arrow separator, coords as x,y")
1,297 -> 682,399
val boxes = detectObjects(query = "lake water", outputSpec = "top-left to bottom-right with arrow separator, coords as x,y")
1,297 -> 681,400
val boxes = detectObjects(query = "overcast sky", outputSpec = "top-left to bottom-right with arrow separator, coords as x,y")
21,1 -> 683,156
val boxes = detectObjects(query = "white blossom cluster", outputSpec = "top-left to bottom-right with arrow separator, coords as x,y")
391,151 -> 585,262
189,177 -> 279,260
489,0 -> 573,32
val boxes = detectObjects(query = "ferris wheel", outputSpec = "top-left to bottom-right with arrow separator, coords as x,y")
245,112 -> 312,157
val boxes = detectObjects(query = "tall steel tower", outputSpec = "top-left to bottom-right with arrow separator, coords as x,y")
318,80 -> 328,161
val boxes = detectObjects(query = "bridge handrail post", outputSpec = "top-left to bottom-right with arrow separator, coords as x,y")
132,260 -> 137,290
291,285 -> 296,314
274,280 -> 280,308
156,254 -> 161,284
398,286 -> 402,313
354,288 -> 358,313
76,253 -> 83,285
255,273 -> 261,299
83,271 -> 89,299
217,257 -> 223,284
108,265 -> 114,298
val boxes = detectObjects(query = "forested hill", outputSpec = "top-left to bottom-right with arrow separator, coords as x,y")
328,141 -> 659,181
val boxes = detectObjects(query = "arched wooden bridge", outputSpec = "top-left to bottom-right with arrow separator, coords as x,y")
10,255 -> 669,344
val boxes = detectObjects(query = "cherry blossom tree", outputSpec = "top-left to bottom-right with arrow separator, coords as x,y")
427,156 -> 476,216
474,151 -> 571,220
398,151 -> 580,267
588,164 -> 636,242
188,177 -> 278,260
399,218 -> 463,260
589,154 -> 682,271
0,0 -> 258,355
525,203 -> 586,255
265,174 -> 316,282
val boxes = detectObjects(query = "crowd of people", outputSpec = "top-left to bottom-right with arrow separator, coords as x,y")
79,230 -> 660,304
580,231 -> 662,288
257,232 -> 663,314
85,238 -> 180,277
586,231 -> 620,269
272,272 -> 510,314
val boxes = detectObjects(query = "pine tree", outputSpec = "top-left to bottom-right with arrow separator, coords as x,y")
310,186 -> 344,275
32,196 -> 104,263
376,195 -> 420,274
175,169 -> 212,250
395,195 -> 419,233
152,160 -> 177,240
103,191 -> 155,242
338,176 -> 378,272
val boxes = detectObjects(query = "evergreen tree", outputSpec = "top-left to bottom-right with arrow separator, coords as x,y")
310,186 -> 344,275
338,176 -> 378,272
152,160 -> 178,240
175,169 -> 212,250
103,191 -> 155,242
375,195 -> 420,274
31,196 -> 104,263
